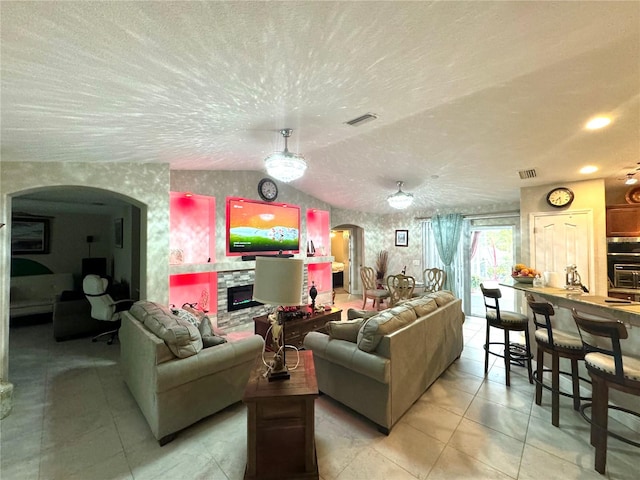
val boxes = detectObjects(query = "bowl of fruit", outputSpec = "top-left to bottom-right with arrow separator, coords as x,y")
511,264 -> 538,283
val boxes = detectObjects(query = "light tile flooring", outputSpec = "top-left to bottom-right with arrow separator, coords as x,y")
1,293 -> 639,479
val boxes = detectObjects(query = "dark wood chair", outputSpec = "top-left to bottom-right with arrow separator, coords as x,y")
571,309 -> 640,474
526,294 -> 588,427
480,283 -> 533,386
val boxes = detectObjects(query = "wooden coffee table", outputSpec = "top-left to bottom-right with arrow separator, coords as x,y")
253,306 -> 342,350
243,350 -> 319,479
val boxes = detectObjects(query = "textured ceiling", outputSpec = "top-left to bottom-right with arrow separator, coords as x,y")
2,1 -> 639,214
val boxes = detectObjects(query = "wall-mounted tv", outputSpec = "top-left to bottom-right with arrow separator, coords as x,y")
226,197 -> 300,256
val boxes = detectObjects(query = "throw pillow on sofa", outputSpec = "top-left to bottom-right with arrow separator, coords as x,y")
198,316 -> 227,348
357,304 -> 417,352
326,318 -> 365,343
171,308 -> 201,327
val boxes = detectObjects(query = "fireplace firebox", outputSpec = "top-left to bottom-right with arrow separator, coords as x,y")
227,284 -> 262,312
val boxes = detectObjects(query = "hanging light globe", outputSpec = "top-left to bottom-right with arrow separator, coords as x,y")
387,181 -> 414,209
264,129 -> 307,183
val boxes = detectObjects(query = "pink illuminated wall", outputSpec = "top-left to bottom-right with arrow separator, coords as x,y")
169,272 -> 217,313
170,192 -> 215,264
307,208 -> 331,292
306,209 -> 329,256
308,262 -> 332,293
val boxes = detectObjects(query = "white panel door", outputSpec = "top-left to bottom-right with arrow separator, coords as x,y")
531,211 -> 594,289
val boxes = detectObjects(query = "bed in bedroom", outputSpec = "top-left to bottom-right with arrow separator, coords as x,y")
332,261 -> 345,288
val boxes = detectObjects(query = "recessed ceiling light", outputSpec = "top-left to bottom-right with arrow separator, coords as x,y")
580,165 -> 598,174
585,116 -> 611,130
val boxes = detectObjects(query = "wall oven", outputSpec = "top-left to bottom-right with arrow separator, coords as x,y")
607,237 -> 640,289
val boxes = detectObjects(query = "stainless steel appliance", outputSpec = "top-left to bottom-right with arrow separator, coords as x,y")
613,264 -> 640,289
607,237 -> 640,289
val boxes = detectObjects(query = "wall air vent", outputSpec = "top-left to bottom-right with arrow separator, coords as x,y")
518,168 -> 537,179
345,112 -> 378,126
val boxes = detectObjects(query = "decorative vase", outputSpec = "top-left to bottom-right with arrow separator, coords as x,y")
309,282 -> 318,310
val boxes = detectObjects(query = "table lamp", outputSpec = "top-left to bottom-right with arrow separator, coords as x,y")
253,256 -> 304,381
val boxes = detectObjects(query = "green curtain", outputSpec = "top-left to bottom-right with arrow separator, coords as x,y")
431,214 -> 464,294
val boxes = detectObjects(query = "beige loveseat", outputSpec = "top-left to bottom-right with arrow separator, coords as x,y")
120,301 -> 264,445
303,291 -> 464,433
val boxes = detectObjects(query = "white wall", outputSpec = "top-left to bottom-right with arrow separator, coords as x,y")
520,178 -> 607,296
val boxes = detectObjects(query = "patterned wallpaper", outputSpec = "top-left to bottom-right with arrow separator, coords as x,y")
332,200 -> 520,280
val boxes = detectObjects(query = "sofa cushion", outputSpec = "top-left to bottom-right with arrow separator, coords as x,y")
423,290 -> 456,307
357,304 -> 417,352
398,297 -> 439,317
326,318 -> 365,343
130,301 -> 203,358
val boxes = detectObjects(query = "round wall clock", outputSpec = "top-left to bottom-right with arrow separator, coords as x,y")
546,187 -> 574,208
258,178 -> 278,202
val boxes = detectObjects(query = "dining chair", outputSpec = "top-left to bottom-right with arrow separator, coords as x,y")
360,266 -> 390,310
423,268 -> 446,292
387,274 -> 416,307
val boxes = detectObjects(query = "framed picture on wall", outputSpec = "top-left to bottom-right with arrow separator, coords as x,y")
395,229 -> 409,247
114,218 -> 123,249
11,217 -> 50,254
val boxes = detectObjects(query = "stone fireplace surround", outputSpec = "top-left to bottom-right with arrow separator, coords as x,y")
211,257 -> 332,331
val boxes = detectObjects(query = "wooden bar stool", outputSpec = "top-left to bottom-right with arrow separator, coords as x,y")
526,295 -> 589,427
571,309 -> 640,474
480,283 -> 533,386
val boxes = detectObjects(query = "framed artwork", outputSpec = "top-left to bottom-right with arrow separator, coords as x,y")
114,218 -> 123,248
11,218 -> 50,254
395,229 -> 409,247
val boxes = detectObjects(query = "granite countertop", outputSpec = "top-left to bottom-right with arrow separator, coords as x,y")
500,279 -> 640,326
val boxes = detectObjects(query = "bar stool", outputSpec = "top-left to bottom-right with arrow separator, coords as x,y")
480,283 -> 533,386
571,309 -> 640,474
526,294 -> 589,427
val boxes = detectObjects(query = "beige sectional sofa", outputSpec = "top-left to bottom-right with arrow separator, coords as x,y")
120,301 -> 264,445
303,291 -> 464,433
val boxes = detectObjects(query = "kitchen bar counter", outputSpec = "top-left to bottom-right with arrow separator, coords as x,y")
500,279 -> 640,327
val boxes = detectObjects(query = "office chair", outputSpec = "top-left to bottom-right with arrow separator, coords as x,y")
83,274 -> 134,345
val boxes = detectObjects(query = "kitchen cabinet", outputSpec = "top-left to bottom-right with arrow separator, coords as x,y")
606,206 -> 640,237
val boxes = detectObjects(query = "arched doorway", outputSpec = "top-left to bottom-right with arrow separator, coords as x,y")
331,224 -> 364,295
9,186 -> 143,300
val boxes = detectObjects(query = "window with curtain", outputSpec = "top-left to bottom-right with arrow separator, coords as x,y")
422,213 -> 519,316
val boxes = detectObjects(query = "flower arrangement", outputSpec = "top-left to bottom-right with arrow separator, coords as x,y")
376,250 -> 389,282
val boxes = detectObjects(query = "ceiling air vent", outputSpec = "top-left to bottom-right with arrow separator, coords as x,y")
345,112 -> 378,126
518,168 -> 537,180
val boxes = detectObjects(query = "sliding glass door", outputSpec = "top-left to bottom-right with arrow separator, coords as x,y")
422,215 -> 518,317
469,225 -> 516,317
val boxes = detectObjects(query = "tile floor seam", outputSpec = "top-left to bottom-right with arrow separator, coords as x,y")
441,442 -> 519,480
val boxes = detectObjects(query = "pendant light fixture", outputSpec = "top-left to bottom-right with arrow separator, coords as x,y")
264,129 -> 307,183
387,181 -> 414,209
625,173 -> 638,185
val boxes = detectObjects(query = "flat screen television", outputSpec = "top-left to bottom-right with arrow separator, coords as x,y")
226,197 -> 300,256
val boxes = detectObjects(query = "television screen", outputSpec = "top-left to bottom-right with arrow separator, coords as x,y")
226,197 -> 300,255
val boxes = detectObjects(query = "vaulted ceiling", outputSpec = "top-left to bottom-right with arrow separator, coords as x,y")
2,1 -> 639,213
